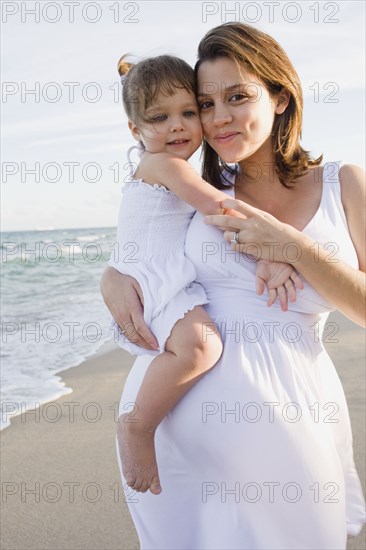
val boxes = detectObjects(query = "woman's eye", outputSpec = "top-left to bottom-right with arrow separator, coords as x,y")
199,101 -> 212,110
229,93 -> 247,102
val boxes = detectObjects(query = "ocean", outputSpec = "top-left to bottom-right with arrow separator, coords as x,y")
1,227 -> 118,430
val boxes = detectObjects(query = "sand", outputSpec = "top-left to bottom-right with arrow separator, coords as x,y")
1,311 -> 365,550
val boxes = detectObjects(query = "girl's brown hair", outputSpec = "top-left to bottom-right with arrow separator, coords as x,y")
117,54 -> 196,124
195,22 -> 322,189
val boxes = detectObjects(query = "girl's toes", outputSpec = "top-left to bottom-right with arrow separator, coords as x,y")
125,474 -> 136,488
150,475 -> 162,495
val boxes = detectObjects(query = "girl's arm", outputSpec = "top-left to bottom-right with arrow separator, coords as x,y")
100,156 -> 235,351
145,153 -> 236,215
145,152 -> 303,309
100,156 -> 226,348
204,164 -> 366,327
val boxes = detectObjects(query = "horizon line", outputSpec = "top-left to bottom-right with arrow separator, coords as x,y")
0,225 -> 116,234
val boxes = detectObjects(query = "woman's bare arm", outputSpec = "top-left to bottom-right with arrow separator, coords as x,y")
204,164 -> 366,327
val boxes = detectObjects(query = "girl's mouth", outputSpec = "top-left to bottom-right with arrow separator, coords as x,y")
168,139 -> 189,145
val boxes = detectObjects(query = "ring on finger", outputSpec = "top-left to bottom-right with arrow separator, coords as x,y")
231,231 -> 240,245
120,327 -> 127,334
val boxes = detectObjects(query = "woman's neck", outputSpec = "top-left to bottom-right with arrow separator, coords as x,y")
236,144 -> 283,194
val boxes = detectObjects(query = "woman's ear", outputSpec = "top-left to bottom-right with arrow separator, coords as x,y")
128,120 -> 142,142
275,89 -> 291,115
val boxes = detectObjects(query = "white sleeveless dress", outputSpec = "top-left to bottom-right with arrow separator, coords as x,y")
116,161 -> 365,549
108,149 -> 207,355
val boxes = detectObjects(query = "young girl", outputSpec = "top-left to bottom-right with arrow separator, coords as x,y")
109,54 -> 303,495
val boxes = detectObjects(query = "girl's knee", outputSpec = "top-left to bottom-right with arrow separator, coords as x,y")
186,327 -> 223,371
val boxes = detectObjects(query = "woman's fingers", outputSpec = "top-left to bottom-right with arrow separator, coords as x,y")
221,198 -> 258,217
115,312 -> 158,351
131,314 -> 159,351
101,268 -> 158,350
207,197 -> 273,229
128,279 -> 158,349
226,229 -> 241,245
132,278 -> 145,306
205,214 -> 247,232
221,205 -> 248,219
130,311 -> 159,351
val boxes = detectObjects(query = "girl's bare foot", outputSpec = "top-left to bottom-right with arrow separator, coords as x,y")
117,414 -> 162,495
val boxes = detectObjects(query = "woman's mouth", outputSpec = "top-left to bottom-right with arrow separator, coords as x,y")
214,133 -> 239,144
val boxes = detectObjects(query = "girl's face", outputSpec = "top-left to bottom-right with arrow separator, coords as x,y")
129,88 -> 203,161
197,57 -> 287,164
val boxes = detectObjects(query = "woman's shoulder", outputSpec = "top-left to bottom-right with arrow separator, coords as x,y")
316,161 -> 365,222
333,162 -> 365,271
337,163 -> 365,220
338,163 -> 365,191
321,161 -> 364,187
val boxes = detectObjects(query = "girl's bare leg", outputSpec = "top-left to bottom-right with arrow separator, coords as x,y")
117,306 -> 222,495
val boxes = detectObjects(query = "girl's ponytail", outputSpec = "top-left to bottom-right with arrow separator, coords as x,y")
117,54 -> 133,81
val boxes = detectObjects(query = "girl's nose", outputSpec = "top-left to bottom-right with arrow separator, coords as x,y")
170,117 -> 185,132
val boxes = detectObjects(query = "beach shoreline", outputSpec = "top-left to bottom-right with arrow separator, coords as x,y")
0,338 -> 118,432
1,312 -> 365,549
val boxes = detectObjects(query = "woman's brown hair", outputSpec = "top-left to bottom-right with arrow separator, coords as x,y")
195,22 -> 322,189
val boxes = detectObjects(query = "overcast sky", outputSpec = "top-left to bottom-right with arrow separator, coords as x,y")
1,0 -> 365,231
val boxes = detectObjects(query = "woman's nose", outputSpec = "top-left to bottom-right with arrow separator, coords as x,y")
213,105 -> 232,126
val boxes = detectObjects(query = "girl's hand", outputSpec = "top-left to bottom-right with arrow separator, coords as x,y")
100,267 -> 159,351
256,260 -> 304,311
205,198 -> 301,264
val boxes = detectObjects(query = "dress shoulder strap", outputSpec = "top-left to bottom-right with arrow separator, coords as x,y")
322,160 -> 343,186
322,160 -> 348,227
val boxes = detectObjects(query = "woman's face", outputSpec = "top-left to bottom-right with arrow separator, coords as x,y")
197,57 -> 281,164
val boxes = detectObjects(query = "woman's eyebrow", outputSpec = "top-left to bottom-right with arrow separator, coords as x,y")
197,83 -> 244,97
223,83 -> 244,91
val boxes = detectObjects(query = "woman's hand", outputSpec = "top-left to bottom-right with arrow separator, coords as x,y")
206,198 -> 302,263
206,193 -> 366,327
100,267 -> 159,351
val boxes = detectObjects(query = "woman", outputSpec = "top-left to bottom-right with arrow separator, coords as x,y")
101,22 -> 365,549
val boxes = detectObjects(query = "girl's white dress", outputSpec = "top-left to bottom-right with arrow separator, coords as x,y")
115,161 -> 365,549
108,148 -> 207,355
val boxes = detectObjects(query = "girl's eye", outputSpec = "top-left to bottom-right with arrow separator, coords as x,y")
151,114 -> 167,122
183,110 -> 197,117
